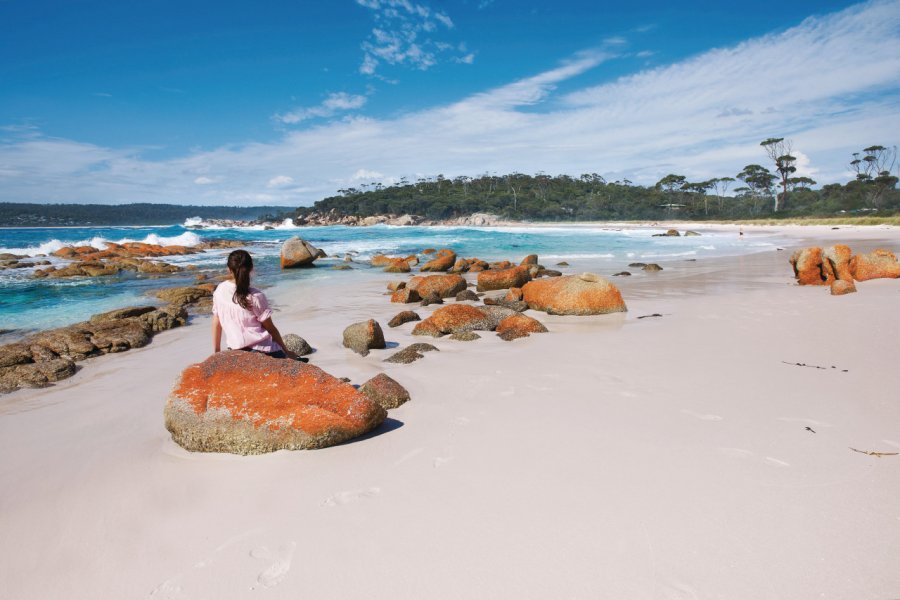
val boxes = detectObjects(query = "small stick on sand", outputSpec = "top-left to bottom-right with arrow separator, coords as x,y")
849,447 -> 899,458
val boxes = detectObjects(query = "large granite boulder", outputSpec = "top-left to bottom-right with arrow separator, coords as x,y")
849,249 -> 900,281
384,258 -> 412,273
281,236 -> 324,269
420,249 -> 457,272
476,265 -> 532,292
164,351 -> 386,454
359,373 -> 410,410
342,320 -> 386,356
522,273 -> 627,316
407,274 -> 467,298
789,247 -> 830,285
412,304 -> 498,337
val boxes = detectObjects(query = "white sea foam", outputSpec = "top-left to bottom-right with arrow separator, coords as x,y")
0,232 -> 202,257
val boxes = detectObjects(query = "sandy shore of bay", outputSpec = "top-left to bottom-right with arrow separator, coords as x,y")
0,225 -> 898,599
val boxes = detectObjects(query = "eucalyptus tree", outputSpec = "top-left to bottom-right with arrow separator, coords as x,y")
850,145 -> 898,209
711,177 -> 735,212
760,137 -> 797,212
737,164 -> 776,214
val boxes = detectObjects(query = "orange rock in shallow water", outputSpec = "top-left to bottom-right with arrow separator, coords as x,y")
849,249 -> 900,281
384,258 -> 411,273
420,248 -> 456,272
522,273 -> 626,316
165,351 -> 386,454
789,247 -> 830,285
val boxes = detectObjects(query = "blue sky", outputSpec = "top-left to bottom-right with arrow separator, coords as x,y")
1,0 -> 898,205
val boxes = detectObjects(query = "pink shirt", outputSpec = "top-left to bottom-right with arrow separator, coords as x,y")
212,281 -> 281,352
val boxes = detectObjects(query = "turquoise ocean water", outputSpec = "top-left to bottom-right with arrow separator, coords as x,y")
0,220 -> 782,335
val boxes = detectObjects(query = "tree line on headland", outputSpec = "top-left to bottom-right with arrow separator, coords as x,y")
0,203 -> 290,227
295,141 -> 899,222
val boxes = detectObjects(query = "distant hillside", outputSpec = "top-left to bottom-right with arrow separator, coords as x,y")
294,172 -> 899,222
0,203 -> 293,227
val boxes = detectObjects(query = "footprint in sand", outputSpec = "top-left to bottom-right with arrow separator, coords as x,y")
433,455 -> 453,468
681,409 -> 723,421
250,542 -> 297,589
321,487 -> 382,507
148,580 -> 188,600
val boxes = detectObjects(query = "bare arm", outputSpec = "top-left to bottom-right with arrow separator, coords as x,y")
212,314 -> 223,353
261,318 -> 298,359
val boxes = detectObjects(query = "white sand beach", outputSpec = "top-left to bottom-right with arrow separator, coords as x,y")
1,225 -> 898,599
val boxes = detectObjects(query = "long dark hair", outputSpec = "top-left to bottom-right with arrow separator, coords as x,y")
227,250 -> 253,309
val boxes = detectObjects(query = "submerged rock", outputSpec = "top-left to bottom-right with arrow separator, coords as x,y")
164,351 -> 386,454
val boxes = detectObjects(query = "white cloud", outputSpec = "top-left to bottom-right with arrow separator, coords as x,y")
193,176 -> 215,185
0,1 -> 898,206
276,92 -> 368,124
267,175 -> 294,187
352,169 -> 384,180
356,0 -> 468,75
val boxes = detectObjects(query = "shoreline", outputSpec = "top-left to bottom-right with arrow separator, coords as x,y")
1,226 -> 899,598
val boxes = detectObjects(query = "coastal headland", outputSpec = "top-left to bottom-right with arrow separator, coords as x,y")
0,224 -> 898,599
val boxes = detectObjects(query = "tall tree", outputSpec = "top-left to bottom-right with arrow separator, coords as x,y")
737,164 -> 776,214
850,145 -> 898,209
760,137 -> 797,212
711,177 -> 735,212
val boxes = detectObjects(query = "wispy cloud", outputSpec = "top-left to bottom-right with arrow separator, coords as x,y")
275,92 -> 368,124
356,0 -> 467,75
0,1 -> 897,205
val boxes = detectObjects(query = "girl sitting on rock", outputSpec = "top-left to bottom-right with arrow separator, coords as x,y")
212,249 -> 303,361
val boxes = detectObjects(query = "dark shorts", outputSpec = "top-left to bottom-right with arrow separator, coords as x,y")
239,347 -> 286,359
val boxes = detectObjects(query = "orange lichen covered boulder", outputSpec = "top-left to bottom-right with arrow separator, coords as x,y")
520,254 -> 538,266
412,304 -> 495,337
371,254 -> 392,267
522,272 -> 627,316
407,274 -> 467,298
504,287 -> 523,301
495,314 -> 548,341
476,265 -> 532,292
165,351 -> 386,454
849,249 -> 900,281
830,279 -> 857,296
390,288 -> 421,303
384,258 -> 412,273
823,244 -> 853,282
420,249 -> 457,272
789,247 -> 830,285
